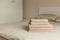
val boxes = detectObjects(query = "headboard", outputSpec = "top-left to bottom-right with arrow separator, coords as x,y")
39,7 -> 60,17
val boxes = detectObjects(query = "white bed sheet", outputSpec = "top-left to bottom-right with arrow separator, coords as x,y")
0,21 -> 60,40
28,22 -> 60,40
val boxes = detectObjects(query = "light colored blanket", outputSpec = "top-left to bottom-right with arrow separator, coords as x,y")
0,33 -> 19,40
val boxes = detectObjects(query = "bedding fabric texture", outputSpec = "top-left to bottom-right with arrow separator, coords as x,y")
55,17 -> 60,22
0,36 -> 8,40
0,33 -> 19,40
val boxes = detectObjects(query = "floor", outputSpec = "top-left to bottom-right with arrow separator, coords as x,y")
0,21 -> 60,40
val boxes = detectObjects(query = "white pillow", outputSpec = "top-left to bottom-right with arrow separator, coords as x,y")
36,14 -> 59,21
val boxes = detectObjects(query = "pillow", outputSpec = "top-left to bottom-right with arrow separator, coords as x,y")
36,14 -> 59,21
55,17 -> 60,22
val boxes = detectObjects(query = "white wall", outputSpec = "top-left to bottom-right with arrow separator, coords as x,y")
0,0 -> 23,24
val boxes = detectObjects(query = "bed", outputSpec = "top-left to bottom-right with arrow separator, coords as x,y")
0,21 -> 60,40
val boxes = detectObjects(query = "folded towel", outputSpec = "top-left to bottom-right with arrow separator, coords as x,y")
29,27 -> 53,30
29,24 -> 53,28
29,29 -> 53,32
30,21 -> 49,25
31,19 -> 48,22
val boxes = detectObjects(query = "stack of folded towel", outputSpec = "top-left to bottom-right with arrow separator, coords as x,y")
29,19 -> 53,32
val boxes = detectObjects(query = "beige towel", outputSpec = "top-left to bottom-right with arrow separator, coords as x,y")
31,19 -> 48,22
29,28 -> 53,30
30,21 -> 49,25
29,29 -> 53,32
29,24 -> 53,28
